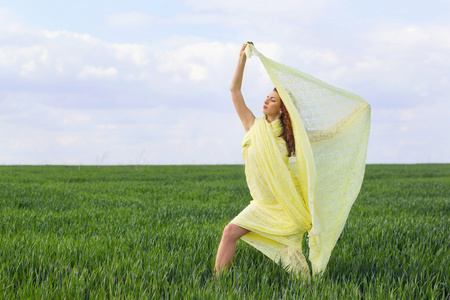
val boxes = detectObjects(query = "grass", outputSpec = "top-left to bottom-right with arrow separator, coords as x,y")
0,164 -> 449,299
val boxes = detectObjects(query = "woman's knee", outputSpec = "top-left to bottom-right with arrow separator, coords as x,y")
222,223 -> 248,241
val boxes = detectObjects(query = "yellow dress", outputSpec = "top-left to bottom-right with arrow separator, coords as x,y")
231,117 -> 312,279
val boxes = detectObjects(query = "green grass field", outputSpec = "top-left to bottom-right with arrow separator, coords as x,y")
0,164 -> 449,299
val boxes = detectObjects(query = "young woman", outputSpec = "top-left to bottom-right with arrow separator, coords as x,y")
214,42 -> 311,278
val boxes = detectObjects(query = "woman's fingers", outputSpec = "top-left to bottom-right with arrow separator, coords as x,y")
241,42 -> 252,52
239,44 -> 247,57
239,42 -> 253,57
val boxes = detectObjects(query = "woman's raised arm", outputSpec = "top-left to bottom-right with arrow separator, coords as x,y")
230,43 -> 255,132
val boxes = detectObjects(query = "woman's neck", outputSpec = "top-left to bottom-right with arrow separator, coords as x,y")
265,114 -> 280,123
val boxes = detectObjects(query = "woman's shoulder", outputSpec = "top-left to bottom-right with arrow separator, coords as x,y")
246,116 -> 265,131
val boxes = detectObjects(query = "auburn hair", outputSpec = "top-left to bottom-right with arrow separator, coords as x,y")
274,87 -> 295,157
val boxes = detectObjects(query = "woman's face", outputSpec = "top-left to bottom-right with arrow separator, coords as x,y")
263,90 -> 282,117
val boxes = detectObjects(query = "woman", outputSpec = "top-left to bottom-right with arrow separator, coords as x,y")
214,42 -> 312,278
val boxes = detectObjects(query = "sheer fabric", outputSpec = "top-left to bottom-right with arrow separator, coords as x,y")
237,44 -> 371,276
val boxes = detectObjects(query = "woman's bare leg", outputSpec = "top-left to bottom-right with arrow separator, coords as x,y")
214,223 -> 249,277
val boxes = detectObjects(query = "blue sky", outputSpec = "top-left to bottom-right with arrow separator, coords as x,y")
1,0 -> 449,164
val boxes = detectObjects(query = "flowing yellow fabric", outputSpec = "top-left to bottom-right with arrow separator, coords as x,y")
234,44 -> 371,277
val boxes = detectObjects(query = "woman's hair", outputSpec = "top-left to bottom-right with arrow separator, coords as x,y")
274,87 -> 295,157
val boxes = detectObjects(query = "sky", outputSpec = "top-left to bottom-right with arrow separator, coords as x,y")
0,0 -> 449,165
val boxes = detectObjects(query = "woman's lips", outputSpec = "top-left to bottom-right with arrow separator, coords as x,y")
263,106 -> 267,109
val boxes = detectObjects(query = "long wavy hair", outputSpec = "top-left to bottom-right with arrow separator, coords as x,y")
274,87 -> 295,157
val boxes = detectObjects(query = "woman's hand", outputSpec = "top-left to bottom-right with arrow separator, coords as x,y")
239,41 -> 253,58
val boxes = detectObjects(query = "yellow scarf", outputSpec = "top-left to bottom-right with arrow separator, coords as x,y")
242,44 -> 370,276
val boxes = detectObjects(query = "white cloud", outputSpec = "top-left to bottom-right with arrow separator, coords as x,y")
365,24 -> 450,49
0,18 -> 246,110
113,44 -> 151,66
78,65 -> 118,79
0,7 -> 29,38
286,22 -> 450,116
43,30 -> 101,44
0,102 -> 245,164
155,41 -> 238,91
60,113 -> 92,126
368,102 -> 450,163
97,124 -> 118,130
56,135 -> 81,147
